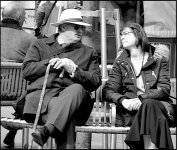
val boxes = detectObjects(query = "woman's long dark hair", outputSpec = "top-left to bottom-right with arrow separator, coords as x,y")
121,22 -> 149,52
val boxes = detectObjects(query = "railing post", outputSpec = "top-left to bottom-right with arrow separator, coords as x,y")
100,7 -> 107,80
114,9 -> 121,56
22,128 -> 29,149
100,7 -> 109,149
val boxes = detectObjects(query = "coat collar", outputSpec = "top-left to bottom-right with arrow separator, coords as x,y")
45,33 -> 83,55
1,19 -> 22,30
118,44 -> 157,68
46,33 -> 59,44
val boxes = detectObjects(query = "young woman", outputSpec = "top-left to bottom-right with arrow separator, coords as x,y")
103,23 -> 174,149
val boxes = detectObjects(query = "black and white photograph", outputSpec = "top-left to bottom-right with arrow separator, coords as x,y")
1,1 -> 176,149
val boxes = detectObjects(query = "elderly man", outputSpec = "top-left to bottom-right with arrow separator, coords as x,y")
22,9 -> 101,148
1,1 -> 36,62
34,1 -> 79,39
1,2 -> 36,147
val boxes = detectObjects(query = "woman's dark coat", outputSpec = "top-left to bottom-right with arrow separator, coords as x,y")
103,45 -> 172,126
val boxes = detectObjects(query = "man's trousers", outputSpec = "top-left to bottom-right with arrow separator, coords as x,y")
41,84 -> 95,148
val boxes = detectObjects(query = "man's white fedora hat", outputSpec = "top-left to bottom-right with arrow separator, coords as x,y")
51,9 -> 91,27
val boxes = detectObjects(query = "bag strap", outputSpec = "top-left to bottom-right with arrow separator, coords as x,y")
42,0 -> 58,27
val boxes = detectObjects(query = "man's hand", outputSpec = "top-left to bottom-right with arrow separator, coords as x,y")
49,58 -> 77,74
122,98 -> 142,111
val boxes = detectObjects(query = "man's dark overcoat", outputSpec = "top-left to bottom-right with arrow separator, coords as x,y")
22,33 -> 101,119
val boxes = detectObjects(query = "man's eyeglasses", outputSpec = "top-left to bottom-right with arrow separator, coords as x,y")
73,24 -> 86,30
120,31 -> 134,37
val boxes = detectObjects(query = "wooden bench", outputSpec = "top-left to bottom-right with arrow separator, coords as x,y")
0,62 -> 117,149
1,62 -> 176,149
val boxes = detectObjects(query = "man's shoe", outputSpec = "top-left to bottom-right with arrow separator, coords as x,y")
31,126 -> 50,147
3,130 -> 17,147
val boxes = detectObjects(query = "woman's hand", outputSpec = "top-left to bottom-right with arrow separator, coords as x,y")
122,99 -> 134,111
131,98 -> 142,110
122,98 -> 142,111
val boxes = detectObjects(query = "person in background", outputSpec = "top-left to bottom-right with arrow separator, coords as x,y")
22,9 -> 101,148
1,2 -> 36,147
1,1 -> 36,63
34,1 -> 58,38
103,22 -> 174,149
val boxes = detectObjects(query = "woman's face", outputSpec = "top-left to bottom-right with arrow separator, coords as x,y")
120,27 -> 137,49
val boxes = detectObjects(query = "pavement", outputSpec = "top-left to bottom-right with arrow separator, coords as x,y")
1,106 -> 176,149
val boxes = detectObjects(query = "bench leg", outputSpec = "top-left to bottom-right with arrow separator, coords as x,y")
37,145 -> 43,149
110,134 -> 117,149
75,132 -> 92,149
46,137 -> 53,149
102,134 -> 108,149
22,128 -> 29,149
122,134 -> 128,149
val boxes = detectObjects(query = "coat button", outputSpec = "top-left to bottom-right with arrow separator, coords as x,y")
132,77 -> 134,80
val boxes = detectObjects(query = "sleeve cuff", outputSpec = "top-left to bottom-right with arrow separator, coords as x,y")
44,59 -> 49,65
118,96 -> 127,105
69,65 -> 78,78
138,95 -> 144,101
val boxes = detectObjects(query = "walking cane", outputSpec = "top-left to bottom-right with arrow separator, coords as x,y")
29,64 -> 51,149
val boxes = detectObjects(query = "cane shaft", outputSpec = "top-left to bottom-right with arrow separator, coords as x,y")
29,64 -> 51,149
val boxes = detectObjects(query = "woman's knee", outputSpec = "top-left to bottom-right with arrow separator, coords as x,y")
142,99 -> 159,106
141,99 -> 167,116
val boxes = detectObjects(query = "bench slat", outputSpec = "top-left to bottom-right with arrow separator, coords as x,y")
1,117 -> 176,134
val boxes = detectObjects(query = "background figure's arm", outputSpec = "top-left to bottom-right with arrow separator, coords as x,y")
35,2 -> 46,28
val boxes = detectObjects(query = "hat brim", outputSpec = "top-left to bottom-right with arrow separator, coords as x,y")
51,21 -> 91,27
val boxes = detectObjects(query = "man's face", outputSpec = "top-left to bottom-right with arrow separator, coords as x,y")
62,23 -> 86,42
